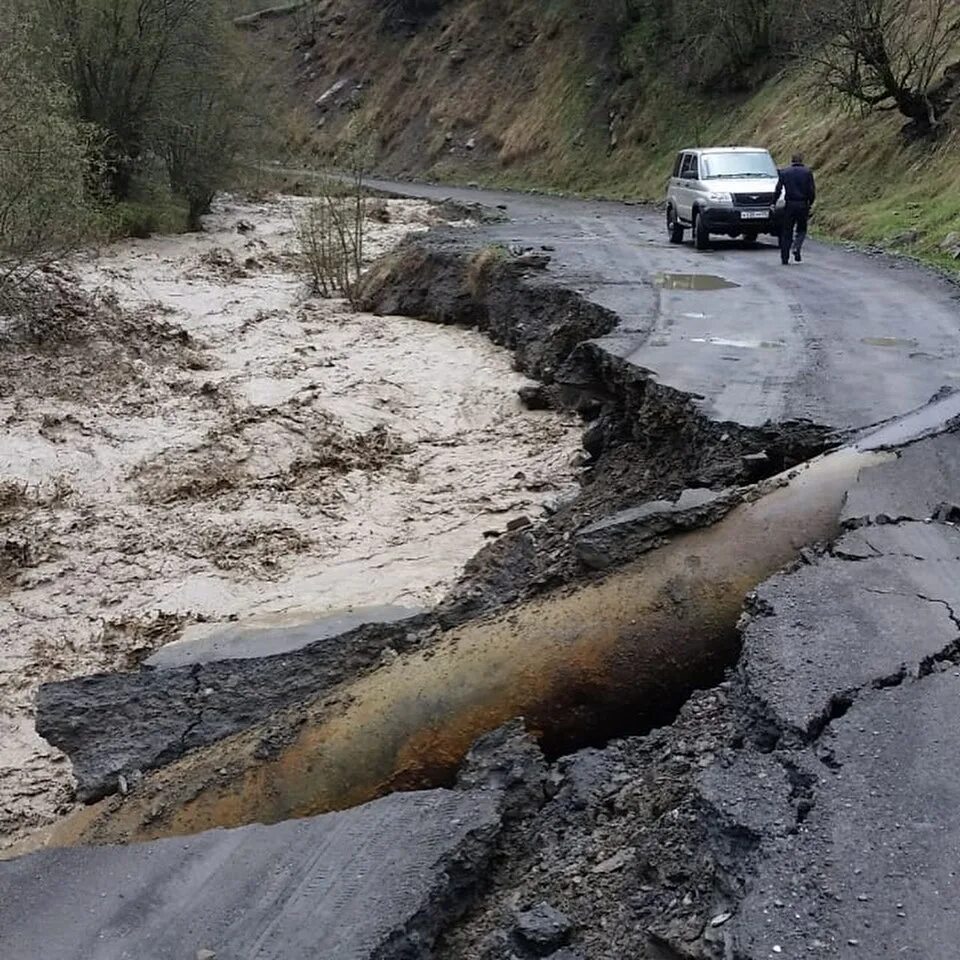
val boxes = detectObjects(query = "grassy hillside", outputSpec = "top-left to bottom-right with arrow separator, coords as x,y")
244,0 -> 960,270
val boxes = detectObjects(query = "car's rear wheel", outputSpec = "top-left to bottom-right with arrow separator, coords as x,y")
693,210 -> 710,251
667,206 -> 684,245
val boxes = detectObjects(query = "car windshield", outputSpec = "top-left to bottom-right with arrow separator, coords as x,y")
701,152 -> 777,179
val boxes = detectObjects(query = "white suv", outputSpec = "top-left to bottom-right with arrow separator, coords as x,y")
665,147 -> 783,250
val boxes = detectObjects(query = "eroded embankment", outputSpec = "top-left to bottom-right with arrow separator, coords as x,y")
15,216 -> 960,959
437,409 -> 960,960
360,231 -> 835,626
0,197 -> 585,849
22,224 -> 860,853
29,227 -> 840,821
40,441 -> 895,850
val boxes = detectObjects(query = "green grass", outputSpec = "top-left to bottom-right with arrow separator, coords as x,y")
105,199 -> 191,240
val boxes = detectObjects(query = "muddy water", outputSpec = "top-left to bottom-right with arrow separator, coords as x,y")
0,195 -> 582,849
654,273 -> 740,291
38,444 -> 891,849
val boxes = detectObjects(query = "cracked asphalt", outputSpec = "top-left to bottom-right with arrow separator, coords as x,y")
720,429 -> 960,958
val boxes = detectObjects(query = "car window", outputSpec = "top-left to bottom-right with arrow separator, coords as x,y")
701,152 -> 777,179
680,154 -> 699,179
672,153 -> 683,177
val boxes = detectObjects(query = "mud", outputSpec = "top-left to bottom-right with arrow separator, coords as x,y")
26,225 -> 843,824
0,195 -> 582,849
14,187 -> 960,959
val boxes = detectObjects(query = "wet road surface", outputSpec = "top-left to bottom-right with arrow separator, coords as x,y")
366,177 -> 960,430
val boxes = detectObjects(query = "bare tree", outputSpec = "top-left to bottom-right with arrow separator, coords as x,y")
804,0 -> 960,138
295,134 -> 374,304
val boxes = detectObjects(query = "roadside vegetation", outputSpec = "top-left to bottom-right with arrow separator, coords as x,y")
294,135 -> 374,303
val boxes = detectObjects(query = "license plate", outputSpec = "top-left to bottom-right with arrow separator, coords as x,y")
740,210 -> 767,220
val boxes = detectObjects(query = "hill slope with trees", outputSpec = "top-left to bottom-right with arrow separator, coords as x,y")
250,0 -> 960,266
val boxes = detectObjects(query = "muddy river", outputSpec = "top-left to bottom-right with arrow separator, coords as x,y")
0,194 -> 582,849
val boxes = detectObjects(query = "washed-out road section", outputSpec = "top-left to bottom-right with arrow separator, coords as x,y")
8,183 -> 960,960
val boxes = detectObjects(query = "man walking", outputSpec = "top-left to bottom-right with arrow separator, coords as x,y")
773,153 -> 816,265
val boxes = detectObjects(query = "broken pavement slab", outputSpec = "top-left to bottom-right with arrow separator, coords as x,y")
145,604 -> 424,669
573,487 -> 739,571
699,431 -> 960,958
0,788 -> 503,960
741,522 -> 960,739
841,430 -> 960,526
36,612 -> 434,802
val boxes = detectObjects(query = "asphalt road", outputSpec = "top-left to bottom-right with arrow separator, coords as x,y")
366,177 -> 960,430
716,430 -> 960,959
0,789 -> 502,960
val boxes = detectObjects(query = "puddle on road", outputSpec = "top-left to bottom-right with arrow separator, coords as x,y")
691,337 -> 784,349
654,273 -> 739,291
861,336 -> 918,348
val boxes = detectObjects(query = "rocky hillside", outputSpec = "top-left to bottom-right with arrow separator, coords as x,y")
245,0 -> 960,266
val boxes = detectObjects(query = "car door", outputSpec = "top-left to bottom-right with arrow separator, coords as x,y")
677,153 -> 699,222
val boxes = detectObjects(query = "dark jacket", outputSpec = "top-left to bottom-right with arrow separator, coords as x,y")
774,163 -> 816,205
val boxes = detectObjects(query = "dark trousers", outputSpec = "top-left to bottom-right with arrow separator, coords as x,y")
780,201 -> 810,262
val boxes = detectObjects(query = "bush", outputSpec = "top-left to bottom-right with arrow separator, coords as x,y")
40,0 -> 258,210
0,8 -> 100,312
295,179 -> 367,303
621,0 -> 792,92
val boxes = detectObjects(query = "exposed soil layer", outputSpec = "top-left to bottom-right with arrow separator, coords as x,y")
0,196 -> 583,849
14,190 -> 960,959
437,425 -> 960,960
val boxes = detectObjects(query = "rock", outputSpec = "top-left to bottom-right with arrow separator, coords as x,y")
591,847 -> 635,874
466,136 -> 476,150
314,78 -> 349,109
574,488 -> 738,571
742,449 -> 770,480
940,231 -> 960,259
366,200 -> 391,224
196,951 -> 216,960
518,384 -> 551,410
235,220 -> 255,234
513,902 -> 574,956
457,719 -> 547,821
475,929 -> 516,959
514,253 -> 551,270
506,516 -> 532,532
542,488 -> 577,517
